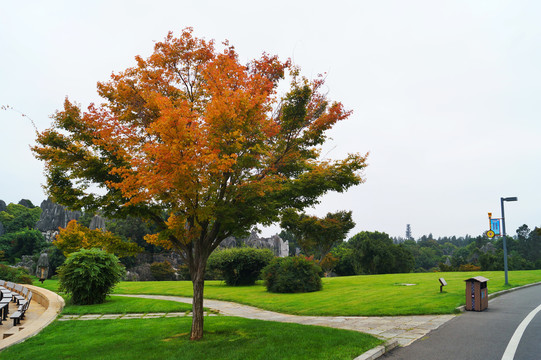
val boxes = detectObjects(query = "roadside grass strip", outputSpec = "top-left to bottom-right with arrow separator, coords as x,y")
0,317 -> 383,360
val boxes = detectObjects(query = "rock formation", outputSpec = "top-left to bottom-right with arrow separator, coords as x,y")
220,231 -> 289,257
35,198 -> 82,242
36,252 -> 50,280
16,255 -> 36,276
89,215 -> 106,231
480,242 -> 496,254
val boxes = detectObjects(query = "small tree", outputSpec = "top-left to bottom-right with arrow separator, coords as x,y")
58,248 -> 125,305
280,209 -> 355,263
54,220 -> 142,258
347,231 -> 414,274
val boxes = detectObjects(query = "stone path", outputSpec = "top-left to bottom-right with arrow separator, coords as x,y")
58,311 -> 218,321
85,294 -> 455,347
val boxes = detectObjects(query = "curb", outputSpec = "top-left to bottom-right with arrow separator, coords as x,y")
354,340 -> 399,360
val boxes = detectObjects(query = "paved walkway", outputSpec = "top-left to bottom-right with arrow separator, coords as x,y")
100,294 -> 456,347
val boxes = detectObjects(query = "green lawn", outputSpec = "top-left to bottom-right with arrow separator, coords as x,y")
0,317 -> 382,360
108,270 -> 541,316
16,270 -> 539,360
61,295 -> 194,315
36,270 -> 541,316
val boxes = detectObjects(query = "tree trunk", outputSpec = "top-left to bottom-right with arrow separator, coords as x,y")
190,266 -> 205,340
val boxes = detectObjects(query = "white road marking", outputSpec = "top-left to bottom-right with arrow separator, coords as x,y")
501,303 -> 541,360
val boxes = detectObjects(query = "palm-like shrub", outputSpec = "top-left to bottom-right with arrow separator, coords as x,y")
58,248 -> 125,305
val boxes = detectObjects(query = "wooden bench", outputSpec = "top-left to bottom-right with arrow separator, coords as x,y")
10,310 -> 24,326
0,298 -> 10,318
10,293 -> 31,326
0,303 -> 8,325
12,284 -> 23,302
13,287 -> 28,305
18,292 -> 32,308
1,289 -> 13,302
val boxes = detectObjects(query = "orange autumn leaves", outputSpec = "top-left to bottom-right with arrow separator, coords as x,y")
54,220 -> 142,258
34,28 -> 367,251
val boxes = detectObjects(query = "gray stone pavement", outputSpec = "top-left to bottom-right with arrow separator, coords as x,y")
57,311 -> 217,321
110,294 -> 456,347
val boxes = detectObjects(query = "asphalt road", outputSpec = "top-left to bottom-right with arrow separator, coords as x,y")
382,284 -> 541,360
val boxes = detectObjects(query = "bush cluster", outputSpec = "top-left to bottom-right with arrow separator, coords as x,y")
262,256 -> 322,293
0,264 -> 33,284
208,248 -> 274,286
58,248 -> 125,305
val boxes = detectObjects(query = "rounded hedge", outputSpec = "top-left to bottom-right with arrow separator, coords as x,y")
262,256 -> 322,293
58,248 -> 125,305
208,248 -> 274,286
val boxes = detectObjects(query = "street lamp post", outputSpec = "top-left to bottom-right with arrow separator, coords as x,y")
501,196 -> 518,286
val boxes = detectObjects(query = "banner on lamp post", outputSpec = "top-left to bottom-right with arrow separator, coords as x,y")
491,219 -> 501,236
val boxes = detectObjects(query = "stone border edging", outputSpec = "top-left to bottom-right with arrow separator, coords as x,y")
354,340 -> 399,360
0,285 -> 65,351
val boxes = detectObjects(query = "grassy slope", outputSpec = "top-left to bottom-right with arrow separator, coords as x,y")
0,317 -> 383,360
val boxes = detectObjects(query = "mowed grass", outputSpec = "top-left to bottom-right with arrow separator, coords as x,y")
0,316 -> 383,360
36,270 -> 541,316
61,295 -> 194,315
114,270 -> 541,316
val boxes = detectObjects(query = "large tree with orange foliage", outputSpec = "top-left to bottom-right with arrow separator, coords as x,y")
33,28 -> 367,340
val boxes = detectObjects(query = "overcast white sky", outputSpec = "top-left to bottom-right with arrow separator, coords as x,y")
1,1 -> 539,239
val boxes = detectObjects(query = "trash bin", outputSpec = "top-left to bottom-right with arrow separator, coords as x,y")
465,276 -> 489,311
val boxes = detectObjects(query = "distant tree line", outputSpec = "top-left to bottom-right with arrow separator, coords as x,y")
283,224 -> 541,275
1,199 -> 540,277
0,201 -> 162,276
0,201 -> 47,263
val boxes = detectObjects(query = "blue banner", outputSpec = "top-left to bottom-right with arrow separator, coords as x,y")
491,219 -> 501,235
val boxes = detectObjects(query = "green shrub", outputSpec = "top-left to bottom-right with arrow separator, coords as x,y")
0,264 -> 33,284
262,256 -> 322,293
150,261 -> 176,281
58,248 -> 125,305
208,248 -> 274,286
